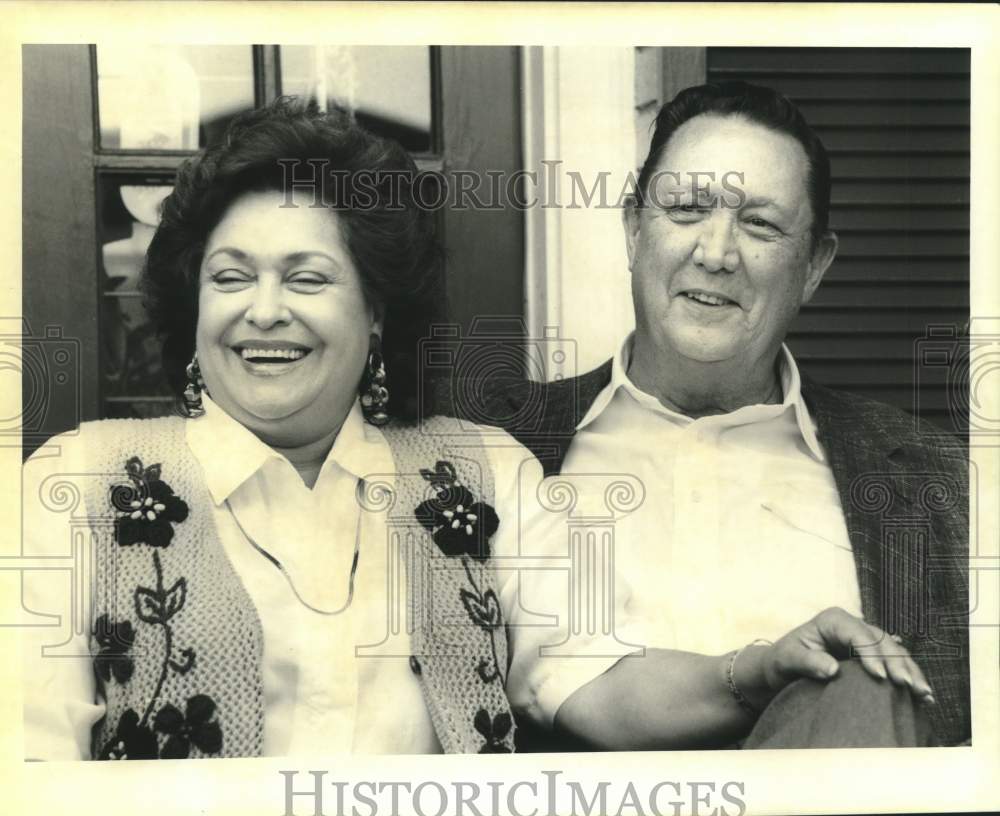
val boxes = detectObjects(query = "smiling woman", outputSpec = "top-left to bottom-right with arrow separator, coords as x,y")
143,100 -> 444,430
20,99 -> 567,759
195,190 -> 377,454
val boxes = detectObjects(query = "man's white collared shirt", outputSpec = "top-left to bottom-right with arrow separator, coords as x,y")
561,335 -> 864,658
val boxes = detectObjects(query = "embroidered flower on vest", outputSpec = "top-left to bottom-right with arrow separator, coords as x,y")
98,708 -> 159,760
154,694 -> 224,759
474,708 -> 513,754
96,456 -> 223,760
413,459 -> 507,687
415,461 -> 499,561
92,614 -> 135,685
112,457 -> 190,548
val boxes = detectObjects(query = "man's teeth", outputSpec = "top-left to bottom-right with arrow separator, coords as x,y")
685,292 -> 730,306
240,348 -> 307,361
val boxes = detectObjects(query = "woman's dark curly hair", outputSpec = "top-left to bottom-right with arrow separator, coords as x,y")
142,97 -> 445,422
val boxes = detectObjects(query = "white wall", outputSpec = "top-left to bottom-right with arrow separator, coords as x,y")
521,47 -> 637,382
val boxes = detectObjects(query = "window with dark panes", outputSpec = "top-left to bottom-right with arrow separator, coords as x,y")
280,46 -> 435,154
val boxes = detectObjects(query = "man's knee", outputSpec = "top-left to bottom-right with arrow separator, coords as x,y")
744,660 -> 933,748
823,658 -> 894,697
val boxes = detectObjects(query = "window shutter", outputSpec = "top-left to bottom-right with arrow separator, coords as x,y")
706,48 -> 969,432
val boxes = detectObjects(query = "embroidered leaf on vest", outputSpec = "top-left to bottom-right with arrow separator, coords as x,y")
460,559 -> 505,685
460,588 -> 502,630
92,614 -> 135,685
98,708 -> 159,760
419,460 -> 460,490
154,695 -> 224,759
135,576 -> 188,625
112,456 -> 190,548
473,708 -> 513,754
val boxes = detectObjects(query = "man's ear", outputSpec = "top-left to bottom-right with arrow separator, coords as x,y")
622,197 -> 642,271
802,230 -> 838,303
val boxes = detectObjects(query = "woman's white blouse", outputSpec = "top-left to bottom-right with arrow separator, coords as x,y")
21,397 -> 635,759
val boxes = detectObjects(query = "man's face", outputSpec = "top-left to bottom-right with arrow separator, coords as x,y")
623,114 -> 837,370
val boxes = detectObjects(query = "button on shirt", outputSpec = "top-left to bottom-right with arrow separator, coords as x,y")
21,397 -> 633,759
562,334 -> 864,658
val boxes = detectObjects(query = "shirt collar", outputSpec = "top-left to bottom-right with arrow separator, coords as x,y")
575,333 -> 826,462
185,395 -> 395,505
325,399 -> 396,484
575,334 -> 636,431
774,345 -> 825,461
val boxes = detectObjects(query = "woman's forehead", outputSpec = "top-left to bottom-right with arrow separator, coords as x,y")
204,189 -> 349,261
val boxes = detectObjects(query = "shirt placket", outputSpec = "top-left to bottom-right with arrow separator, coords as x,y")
671,422 -> 725,651
300,477 -> 362,752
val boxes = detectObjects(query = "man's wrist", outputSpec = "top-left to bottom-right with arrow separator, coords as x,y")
731,643 -> 778,713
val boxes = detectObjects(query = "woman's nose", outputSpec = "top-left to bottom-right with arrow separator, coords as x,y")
693,212 -> 741,273
244,279 -> 292,329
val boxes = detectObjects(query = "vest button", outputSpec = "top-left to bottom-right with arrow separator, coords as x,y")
409,655 -> 422,675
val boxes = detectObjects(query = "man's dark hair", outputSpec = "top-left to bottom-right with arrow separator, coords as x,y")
636,80 -> 832,248
143,96 -> 444,421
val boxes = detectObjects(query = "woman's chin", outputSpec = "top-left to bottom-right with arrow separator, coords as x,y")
243,399 -> 309,424
220,392 -> 307,426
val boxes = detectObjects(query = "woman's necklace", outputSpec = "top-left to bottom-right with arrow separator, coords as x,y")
223,479 -> 363,616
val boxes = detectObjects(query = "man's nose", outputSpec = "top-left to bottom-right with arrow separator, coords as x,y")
693,212 -> 740,273
244,278 -> 292,329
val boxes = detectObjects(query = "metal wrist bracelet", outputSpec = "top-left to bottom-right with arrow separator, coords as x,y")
726,638 -> 773,716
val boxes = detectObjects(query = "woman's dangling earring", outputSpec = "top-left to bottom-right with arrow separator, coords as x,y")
360,334 -> 390,426
183,354 -> 206,417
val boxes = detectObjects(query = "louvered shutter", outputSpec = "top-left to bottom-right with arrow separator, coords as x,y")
706,48 -> 969,432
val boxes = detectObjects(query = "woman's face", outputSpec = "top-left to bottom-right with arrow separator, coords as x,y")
196,189 -> 379,447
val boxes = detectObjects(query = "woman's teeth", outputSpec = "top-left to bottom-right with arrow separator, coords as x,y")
685,292 -> 730,306
239,348 -> 307,362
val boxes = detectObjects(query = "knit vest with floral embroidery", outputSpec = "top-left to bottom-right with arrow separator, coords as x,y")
82,415 -> 515,759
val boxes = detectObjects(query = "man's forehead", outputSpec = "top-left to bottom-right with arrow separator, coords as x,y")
653,113 -> 810,187
641,113 -> 817,233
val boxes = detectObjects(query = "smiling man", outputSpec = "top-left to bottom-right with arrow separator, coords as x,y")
485,82 -> 970,749
624,113 -> 836,418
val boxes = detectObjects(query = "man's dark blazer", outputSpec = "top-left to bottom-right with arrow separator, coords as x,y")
470,361 -> 971,746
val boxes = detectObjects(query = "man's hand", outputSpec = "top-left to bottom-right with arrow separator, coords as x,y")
554,608 -> 935,751
738,607 -> 935,710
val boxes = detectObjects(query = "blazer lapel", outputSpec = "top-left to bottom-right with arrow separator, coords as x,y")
801,378 -> 905,629
500,360 -> 613,477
